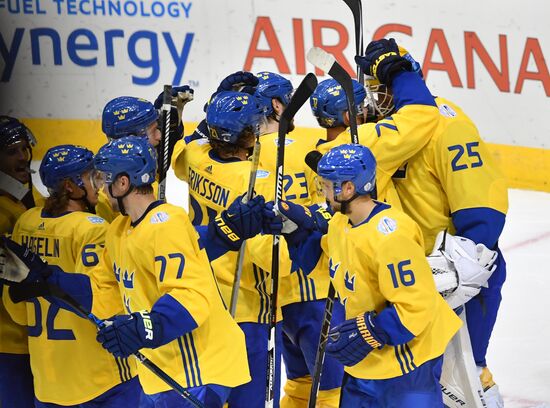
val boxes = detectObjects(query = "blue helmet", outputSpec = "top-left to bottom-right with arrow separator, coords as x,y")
255,72 -> 293,116
206,91 -> 264,144
40,145 -> 94,190
318,144 -> 376,196
310,79 -> 366,128
102,96 -> 159,139
0,116 -> 36,149
94,136 -> 157,187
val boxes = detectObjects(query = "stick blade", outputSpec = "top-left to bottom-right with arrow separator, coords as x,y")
306,47 -> 336,74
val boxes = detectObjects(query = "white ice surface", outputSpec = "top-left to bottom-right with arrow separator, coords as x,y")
29,164 -> 550,406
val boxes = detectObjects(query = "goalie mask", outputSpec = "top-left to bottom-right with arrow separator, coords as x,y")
364,46 -> 423,122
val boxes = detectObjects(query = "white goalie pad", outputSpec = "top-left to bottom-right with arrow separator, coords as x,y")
427,231 -> 498,309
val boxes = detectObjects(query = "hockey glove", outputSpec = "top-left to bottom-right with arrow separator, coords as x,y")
208,194 -> 265,251
217,71 -> 259,95
97,310 -> 163,358
264,200 -> 332,246
153,85 -> 194,110
203,71 -> 259,113
0,237 -> 52,285
428,231 -> 498,309
326,311 -> 388,366
355,38 -> 413,86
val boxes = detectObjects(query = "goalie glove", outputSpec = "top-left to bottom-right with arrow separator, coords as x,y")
427,231 -> 498,309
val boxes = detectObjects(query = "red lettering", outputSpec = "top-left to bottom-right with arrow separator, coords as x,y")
243,16 -> 290,74
423,29 -> 463,87
465,32 -> 510,92
372,24 -> 412,41
514,37 -> 550,96
293,18 -> 306,75
312,19 -> 355,77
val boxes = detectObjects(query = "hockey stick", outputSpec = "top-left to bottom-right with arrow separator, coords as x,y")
306,46 -> 360,407
265,73 -> 318,408
229,137 -> 262,317
158,85 -> 172,201
342,0 -> 364,87
9,282 -> 206,408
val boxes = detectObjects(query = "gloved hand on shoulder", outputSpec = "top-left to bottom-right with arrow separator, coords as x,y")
355,38 -> 413,86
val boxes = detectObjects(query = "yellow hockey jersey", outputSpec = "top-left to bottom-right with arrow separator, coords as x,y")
0,187 -> 44,355
4,208 -> 137,405
322,204 -> 461,379
392,97 -> 508,252
171,137 -> 290,323
89,202 -> 250,394
258,131 -> 330,306
317,104 -> 440,207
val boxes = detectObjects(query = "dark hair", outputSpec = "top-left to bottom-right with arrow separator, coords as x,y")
209,127 -> 255,158
135,184 -> 154,195
43,180 -> 72,216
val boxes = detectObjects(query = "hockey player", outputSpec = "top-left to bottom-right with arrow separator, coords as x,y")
272,144 -> 462,406
102,96 -> 162,146
356,42 -> 508,406
1,136 -> 255,407
3,144 -> 141,407
313,42 -> 442,208
97,96 -> 162,222
254,71 -> 345,408
171,88 -> 288,407
310,78 -> 366,143
309,78 -> 402,209
0,115 -> 41,407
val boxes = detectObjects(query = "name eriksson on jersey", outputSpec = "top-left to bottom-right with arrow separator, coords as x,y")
188,167 -> 230,207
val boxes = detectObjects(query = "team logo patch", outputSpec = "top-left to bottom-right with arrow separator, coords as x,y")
274,138 -> 294,147
439,104 -> 457,118
150,212 -> 170,224
87,216 -> 105,224
256,170 -> 270,178
377,217 -> 397,235
141,173 -> 151,183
